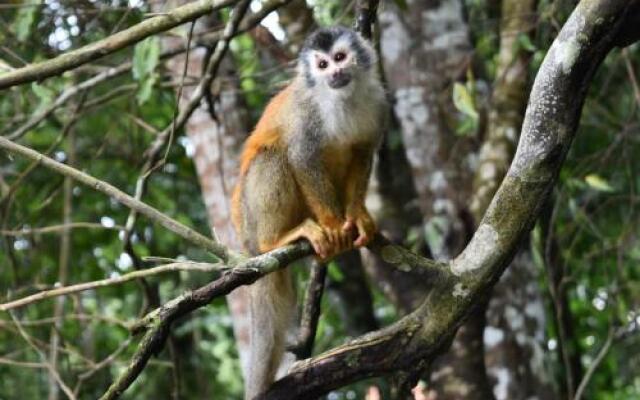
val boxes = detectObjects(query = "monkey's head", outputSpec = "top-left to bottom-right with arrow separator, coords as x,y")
299,26 -> 377,91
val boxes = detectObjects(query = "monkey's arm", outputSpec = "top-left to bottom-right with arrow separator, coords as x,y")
344,143 -> 376,246
287,138 -> 344,227
286,141 -> 355,258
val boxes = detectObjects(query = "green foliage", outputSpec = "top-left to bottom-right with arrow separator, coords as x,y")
132,37 -> 161,105
12,2 -> 39,42
452,80 -> 479,136
1,1 -> 640,399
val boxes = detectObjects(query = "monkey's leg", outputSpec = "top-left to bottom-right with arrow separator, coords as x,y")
242,151 -> 302,399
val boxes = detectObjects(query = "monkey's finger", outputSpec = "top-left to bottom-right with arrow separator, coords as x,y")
341,230 -> 354,251
307,227 -> 329,259
329,229 -> 342,255
305,233 -> 323,258
354,221 -> 372,247
342,219 -> 355,232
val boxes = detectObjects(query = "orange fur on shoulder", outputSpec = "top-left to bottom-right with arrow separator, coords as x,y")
238,85 -> 292,176
232,85 -> 292,234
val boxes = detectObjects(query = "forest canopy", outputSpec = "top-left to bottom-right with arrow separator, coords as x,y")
0,0 -> 639,399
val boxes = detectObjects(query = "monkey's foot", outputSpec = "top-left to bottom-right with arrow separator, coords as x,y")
273,218 -> 353,261
344,207 -> 376,247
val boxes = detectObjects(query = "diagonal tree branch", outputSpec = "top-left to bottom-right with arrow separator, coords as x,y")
100,240 -> 314,400
0,136 -> 230,260
0,262 -> 223,312
256,1 -> 640,398
3,0 -> 294,141
0,0 -> 237,90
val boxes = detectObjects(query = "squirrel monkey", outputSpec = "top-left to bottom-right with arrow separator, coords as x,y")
231,26 -> 386,399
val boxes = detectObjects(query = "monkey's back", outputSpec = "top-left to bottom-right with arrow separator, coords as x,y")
231,84 -> 307,254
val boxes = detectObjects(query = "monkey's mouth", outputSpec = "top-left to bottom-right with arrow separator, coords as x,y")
328,72 -> 352,89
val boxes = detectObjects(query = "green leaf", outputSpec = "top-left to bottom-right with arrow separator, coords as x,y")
13,2 -> 39,42
133,37 -> 160,105
136,72 -> 157,105
327,261 -> 344,282
452,82 -> 479,120
455,117 -> 476,136
585,174 -> 615,192
31,82 -> 55,113
132,36 -> 160,80
393,0 -> 409,10
516,33 -> 536,53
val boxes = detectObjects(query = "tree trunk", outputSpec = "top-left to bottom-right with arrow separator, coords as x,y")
159,7 -> 253,373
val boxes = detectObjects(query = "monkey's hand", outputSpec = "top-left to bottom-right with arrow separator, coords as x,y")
317,217 -> 355,261
275,218 -> 353,261
344,207 -> 376,247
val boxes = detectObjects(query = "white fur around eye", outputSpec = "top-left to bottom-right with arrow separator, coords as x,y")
308,51 -> 331,74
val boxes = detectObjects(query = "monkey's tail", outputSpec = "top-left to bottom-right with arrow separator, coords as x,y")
245,269 -> 296,400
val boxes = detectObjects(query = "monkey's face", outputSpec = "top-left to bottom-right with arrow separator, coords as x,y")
309,43 -> 354,89
300,27 -> 375,91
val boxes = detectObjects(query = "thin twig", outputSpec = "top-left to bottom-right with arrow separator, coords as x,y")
622,48 -> 640,109
0,358 -> 46,368
0,222 -> 124,236
2,0 -> 292,140
120,0 -> 262,257
8,313 -> 76,400
101,239 -> 314,400
573,327 -> 614,400
0,136 -> 230,259
73,338 -> 133,396
0,262 -> 223,312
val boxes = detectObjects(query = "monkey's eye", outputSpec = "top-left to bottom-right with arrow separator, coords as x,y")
318,60 -> 328,69
334,52 -> 346,62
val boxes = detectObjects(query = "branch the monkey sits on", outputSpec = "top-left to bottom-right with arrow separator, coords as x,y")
231,26 -> 387,399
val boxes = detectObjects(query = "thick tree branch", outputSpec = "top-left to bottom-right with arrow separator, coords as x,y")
101,240 -> 314,400
288,261 -> 327,359
256,1 -> 639,398
0,0 -> 236,90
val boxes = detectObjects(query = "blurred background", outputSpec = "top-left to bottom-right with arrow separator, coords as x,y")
0,0 -> 639,399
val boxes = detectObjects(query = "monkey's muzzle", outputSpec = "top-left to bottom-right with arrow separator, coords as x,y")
328,71 -> 352,89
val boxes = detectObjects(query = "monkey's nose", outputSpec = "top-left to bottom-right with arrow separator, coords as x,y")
328,71 -> 351,89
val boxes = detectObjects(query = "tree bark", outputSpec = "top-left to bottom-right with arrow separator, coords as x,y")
260,1 -> 638,397
469,0 -> 558,398
379,2 -> 492,398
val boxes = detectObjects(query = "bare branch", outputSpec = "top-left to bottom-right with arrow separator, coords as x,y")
256,1 -> 639,397
0,222 -> 124,236
0,262 -> 222,312
8,313 -> 76,400
0,136 -> 230,259
288,261 -> 327,359
121,0 -> 260,258
573,327 -> 614,400
3,0 -> 295,142
101,239 -> 314,400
